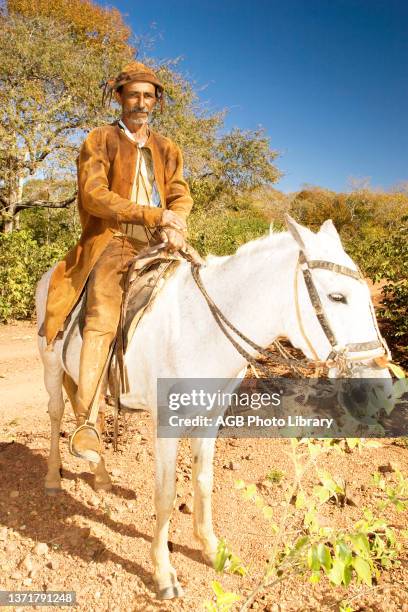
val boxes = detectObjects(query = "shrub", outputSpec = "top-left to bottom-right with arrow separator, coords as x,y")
346,221 -> 407,368
0,229 -> 69,321
189,207 -> 269,256
206,439 -> 403,611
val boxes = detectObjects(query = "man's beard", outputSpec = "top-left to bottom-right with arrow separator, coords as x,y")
126,108 -> 150,125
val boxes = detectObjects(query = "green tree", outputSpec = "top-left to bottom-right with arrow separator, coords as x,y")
146,61 -> 282,212
0,1 -> 133,232
0,1 -> 284,320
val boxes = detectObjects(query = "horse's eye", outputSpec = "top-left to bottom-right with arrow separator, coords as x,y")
329,293 -> 347,304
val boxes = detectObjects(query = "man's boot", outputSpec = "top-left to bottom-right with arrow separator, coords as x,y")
70,332 -> 113,463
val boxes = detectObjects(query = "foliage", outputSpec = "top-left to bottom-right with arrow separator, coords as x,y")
343,438 -> 382,453
266,469 -> 285,484
313,471 -> 346,506
0,1 -> 133,231
147,60 -> 224,180
372,470 -> 408,513
189,207 -> 269,256
203,581 -> 241,612
19,178 -> 80,246
211,128 -> 281,193
347,221 -> 408,367
365,223 -> 407,337
291,186 -> 408,240
204,439 -> 403,611
291,187 -> 352,233
21,206 -> 80,248
0,229 -> 72,321
147,61 -> 282,207
7,0 -> 133,55
214,539 -> 248,577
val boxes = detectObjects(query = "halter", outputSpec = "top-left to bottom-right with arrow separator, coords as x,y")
295,250 -> 390,375
191,248 -> 391,377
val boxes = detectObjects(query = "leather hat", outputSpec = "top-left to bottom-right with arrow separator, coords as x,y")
102,60 -> 164,106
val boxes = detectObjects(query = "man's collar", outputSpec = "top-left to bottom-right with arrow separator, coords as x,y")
117,119 -> 150,147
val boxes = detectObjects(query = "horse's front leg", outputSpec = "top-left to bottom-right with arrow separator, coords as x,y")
151,436 -> 183,599
43,351 -> 65,494
191,436 -> 219,565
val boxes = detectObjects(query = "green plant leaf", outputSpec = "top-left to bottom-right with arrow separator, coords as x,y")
309,570 -> 321,584
295,536 -> 309,550
212,580 -> 224,598
262,505 -> 274,519
336,542 -> 352,564
214,540 -> 229,573
328,558 -> 345,585
349,533 -> 370,556
352,557 -> 372,586
343,563 -> 353,587
313,485 -> 331,504
307,544 -> 321,571
392,379 -> 408,399
242,484 -> 257,500
317,543 -> 332,570
218,592 -> 242,606
295,490 -> 307,509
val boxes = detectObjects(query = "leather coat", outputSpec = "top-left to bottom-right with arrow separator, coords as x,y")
44,123 -> 193,345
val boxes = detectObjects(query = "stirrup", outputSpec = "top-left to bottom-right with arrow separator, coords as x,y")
69,422 -> 102,464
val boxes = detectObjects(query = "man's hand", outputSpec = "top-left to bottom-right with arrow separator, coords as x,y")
160,228 -> 186,252
161,210 -> 187,233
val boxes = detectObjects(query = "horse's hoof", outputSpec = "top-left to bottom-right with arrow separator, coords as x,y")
94,481 -> 112,492
157,584 -> 184,600
45,487 -> 62,495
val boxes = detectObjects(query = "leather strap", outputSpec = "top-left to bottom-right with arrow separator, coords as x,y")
191,265 -> 315,374
306,259 -> 363,281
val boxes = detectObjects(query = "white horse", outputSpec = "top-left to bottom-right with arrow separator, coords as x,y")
35,215 -> 391,599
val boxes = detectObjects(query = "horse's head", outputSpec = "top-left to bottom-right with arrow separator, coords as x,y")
284,214 -> 391,380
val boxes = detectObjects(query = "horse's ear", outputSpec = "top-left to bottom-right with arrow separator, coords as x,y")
319,219 -> 342,245
284,213 -> 308,248
269,221 -> 274,235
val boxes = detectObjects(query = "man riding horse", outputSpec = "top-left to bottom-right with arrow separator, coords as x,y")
43,61 -> 193,463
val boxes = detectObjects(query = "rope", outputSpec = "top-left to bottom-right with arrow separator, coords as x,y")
190,265 -> 320,376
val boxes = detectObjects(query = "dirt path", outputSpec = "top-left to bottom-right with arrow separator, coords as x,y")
0,321 -> 407,612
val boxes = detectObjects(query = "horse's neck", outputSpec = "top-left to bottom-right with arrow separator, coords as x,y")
200,233 -> 297,350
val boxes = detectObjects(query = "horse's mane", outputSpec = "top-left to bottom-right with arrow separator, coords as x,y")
204,230 -> 290,265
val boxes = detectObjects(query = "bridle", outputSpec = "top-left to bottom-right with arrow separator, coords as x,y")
293,250 -> 390,375
190,249 -> 391,377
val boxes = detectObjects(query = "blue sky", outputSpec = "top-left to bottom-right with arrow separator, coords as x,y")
104,0 -> 407,193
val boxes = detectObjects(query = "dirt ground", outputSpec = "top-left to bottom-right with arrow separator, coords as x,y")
0,320 -> 407,612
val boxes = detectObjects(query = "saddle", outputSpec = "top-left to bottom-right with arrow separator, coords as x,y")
60,242 -> 204,414
113,249 -> 182,397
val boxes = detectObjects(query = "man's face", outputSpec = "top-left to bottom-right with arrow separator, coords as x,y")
116,81 -> 157,126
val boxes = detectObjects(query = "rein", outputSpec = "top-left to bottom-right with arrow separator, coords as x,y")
190,249 -> 391,377
190,265 -> 313,376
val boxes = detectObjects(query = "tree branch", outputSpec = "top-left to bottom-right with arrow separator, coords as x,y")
13,194 -> 77,214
